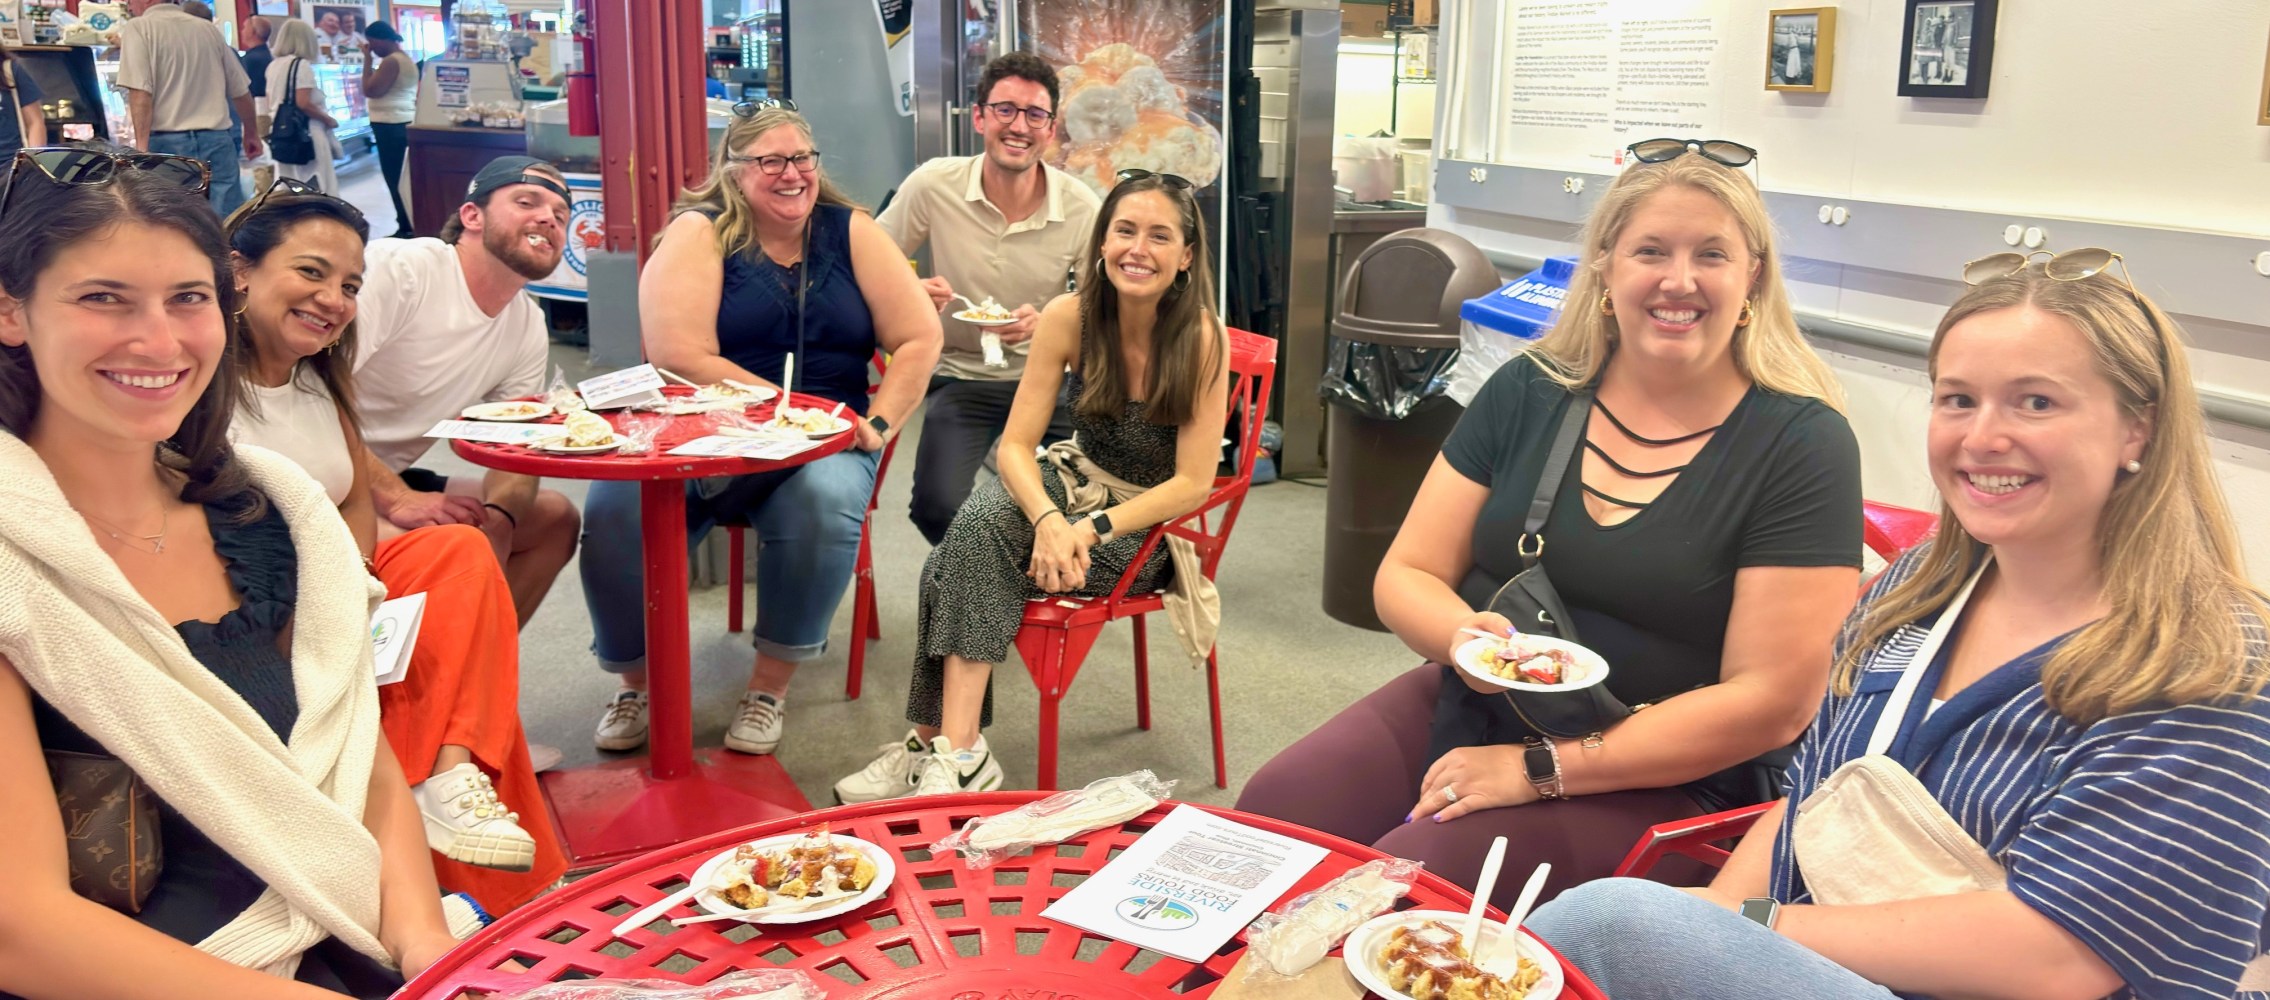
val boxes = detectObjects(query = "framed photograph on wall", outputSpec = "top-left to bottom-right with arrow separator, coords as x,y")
2259,33 -> 2270,124
1898,0 -> 1996,98
1767,7 -> 1836,92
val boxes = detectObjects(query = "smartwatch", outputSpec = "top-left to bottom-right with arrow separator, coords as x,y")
1522,739 -> 1564,800
1085,511 -> 1115,541
867,414 -> 892,436
1739,897 -> 1781,930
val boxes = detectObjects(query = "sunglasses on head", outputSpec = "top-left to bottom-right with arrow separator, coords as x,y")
731,98 -> 799,118
1962,247 -> 2170,383
1625,138 -> 1759,168
245,175 -> 366,224
0,147 -> 210,221
1114,168 -> 1195,191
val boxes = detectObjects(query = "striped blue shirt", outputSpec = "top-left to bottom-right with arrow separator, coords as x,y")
1770,546 -> 2270,1000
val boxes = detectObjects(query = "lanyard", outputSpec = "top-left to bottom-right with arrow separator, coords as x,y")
1865,559 -> 1991,757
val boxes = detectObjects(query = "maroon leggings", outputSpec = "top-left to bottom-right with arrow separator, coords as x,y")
1235,665 -> 1712,909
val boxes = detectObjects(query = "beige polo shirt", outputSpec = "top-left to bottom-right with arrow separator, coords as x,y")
114,3 -> 251,134
878,155 -> 1101,381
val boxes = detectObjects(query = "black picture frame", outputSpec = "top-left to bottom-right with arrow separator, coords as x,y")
1896,0 -> 1997,99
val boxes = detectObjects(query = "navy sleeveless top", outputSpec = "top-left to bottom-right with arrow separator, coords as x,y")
711,203 -> 875,415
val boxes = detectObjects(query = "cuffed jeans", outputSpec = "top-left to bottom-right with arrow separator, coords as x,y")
149,128 -> 244,217
579,448 -> 879,669
1528,878 -> 1899,1000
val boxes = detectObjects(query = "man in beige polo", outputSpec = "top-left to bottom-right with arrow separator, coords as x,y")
879,52 -> 1101,544
115,0 -> 260,216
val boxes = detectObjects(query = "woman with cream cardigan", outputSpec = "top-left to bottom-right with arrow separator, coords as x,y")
0,148 -> 457,997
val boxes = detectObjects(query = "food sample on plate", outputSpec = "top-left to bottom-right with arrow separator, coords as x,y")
1480,637 -> 1584,686
956,297 -> 1016,323
465,400 -> 548,421
708,825 -> 880,912
770,406 -> 845,435
693,379 -> 773,403
1379,920 -> 1542,1000
561,410 -> 617,448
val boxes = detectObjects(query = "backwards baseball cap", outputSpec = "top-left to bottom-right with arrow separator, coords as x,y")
363,22 -> 402,43
464,156 -> 569,207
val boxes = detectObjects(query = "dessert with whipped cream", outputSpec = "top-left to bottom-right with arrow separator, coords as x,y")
771,406 -> 844,435
956,297 -> 1016,323
708,826 -> 879,912
560,410 -> 616,448
1379,920 -> 1541,1000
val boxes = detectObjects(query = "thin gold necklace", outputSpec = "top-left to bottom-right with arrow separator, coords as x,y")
79,504 -> 169,555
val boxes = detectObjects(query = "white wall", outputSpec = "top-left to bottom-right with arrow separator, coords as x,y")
1428,0 -> 2270,587
1337,45 -> 1437,140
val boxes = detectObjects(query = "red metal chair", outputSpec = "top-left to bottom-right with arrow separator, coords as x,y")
1615,500 -> 1942,879
1862,499 -> 1937,562
1006,327 -> 1277,792
726,352 -> 895,700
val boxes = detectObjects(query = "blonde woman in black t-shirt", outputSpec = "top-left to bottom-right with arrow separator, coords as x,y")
1237,144 -> 1865,909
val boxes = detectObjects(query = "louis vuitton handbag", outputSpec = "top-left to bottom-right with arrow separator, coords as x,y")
43,749 -> 163,913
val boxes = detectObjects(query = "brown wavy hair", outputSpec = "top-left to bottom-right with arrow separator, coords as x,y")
1073,174 -> 1221,425
223,192 -> 371,431
1834,267 -> 2270,723
0,147 -> 258,517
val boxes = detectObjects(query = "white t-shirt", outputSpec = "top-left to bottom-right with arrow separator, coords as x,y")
231,372 -> 355,505
352,238 -> 549,471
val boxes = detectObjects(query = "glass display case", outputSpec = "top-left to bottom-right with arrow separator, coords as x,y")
309,61 -> 372,145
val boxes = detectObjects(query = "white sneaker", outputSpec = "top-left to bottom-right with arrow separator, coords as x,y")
724,691 -> 785,755
912,735 -> 1005,796
413,763 -> 538,872
834,730 -> 928,805
594,689 -> 649,751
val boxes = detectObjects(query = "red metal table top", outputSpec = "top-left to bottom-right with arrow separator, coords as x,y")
398,793 -> 1608,1000
448,390 -> 855,482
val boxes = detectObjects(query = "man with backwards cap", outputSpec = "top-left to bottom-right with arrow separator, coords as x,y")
351,155 -> 583,630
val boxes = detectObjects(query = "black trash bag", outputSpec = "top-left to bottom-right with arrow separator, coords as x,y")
1319,336 -> 1459,421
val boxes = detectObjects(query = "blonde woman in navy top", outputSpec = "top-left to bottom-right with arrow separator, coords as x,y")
1531,255 -> 2270,1000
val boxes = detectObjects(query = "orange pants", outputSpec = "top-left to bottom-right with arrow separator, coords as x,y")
374,525 -> 566,914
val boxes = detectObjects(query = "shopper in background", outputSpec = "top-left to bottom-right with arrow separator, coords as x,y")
353,155 -> 583,629
879,52 -> 1097,546
115,0 -> 260,216
265,19 -> 341,195
584,104 -> 940,756
224,183 -> 567,913
239,16 -> 275,191
0,41 -> 47,159
837,171 -> 1230,802
1531,258 -> 2270,1000
1237,144 -> 1865,910
0,145 -> 455,1000
361,23 -> 417,239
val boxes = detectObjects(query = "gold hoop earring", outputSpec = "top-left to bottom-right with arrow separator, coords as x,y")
1735,299 -> 1756,328
1598,291 -> 1615,317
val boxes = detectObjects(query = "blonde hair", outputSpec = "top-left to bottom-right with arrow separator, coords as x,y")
270,17 -> 320,63
1835,268 -> 2270,724
668,107 -> 859,261
1531,155 -> 1845,411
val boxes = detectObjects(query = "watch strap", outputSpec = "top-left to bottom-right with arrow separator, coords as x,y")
1523,739 -> 1565,800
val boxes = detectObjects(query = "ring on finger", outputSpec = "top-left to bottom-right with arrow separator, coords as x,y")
1443,783 -> 1458,804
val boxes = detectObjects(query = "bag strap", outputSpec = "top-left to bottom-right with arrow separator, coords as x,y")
1519,391 -> 1592,565
1865,557 -> 1991,757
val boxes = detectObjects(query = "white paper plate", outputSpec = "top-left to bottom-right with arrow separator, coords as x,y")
952,310 -> 1019,327
1451,634 -> 1610,694
533,438 -> 622,455
766,411 -> 855,439
691,383 -> 780,406
1344,908 -> 1563,1000
686,832 -> 896,925
461,401 -> 553,422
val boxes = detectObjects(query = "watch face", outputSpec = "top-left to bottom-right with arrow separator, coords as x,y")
1740,897 -> 1779,927
1523,743 -> 1556,782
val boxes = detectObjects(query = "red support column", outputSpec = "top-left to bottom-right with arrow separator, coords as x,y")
591,0 -> 710,262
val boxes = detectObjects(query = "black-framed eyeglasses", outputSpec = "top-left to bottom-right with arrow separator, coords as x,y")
984,101 -> 1055,127
728,150 -> 822,176
245,175 -> 366,224
731,98 -> 799,117
1625,137 -> 1759,168
1114,168 -> 1194,191
0,147 -> 210,220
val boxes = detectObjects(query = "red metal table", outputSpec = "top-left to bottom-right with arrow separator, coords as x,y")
395,793 -> 1609,1000
451,392 -> 854,868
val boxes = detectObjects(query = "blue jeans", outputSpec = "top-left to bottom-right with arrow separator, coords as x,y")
148,128 -> 245,217
579,448 -> 880,668
1527,879 -> 1898,1000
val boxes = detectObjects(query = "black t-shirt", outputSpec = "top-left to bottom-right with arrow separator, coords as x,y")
0,65 -> 44,159
1439,355 -> 1862,706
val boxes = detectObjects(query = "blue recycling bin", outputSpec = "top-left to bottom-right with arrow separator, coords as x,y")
1463,254 -> 1575,340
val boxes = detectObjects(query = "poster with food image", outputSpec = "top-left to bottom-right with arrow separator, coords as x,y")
1021,0 -> 1227,196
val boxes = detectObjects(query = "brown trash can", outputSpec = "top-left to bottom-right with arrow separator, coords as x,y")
1320,229 -> 1502,631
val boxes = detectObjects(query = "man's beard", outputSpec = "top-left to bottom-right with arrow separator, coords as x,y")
484,225 -> 562,281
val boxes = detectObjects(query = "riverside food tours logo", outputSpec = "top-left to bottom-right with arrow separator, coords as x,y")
1113,893 -> 1197,930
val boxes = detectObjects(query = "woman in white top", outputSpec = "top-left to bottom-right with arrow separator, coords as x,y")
224,185 -> 567,913
359,22 -> 417,239
265,19 -> 341,195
